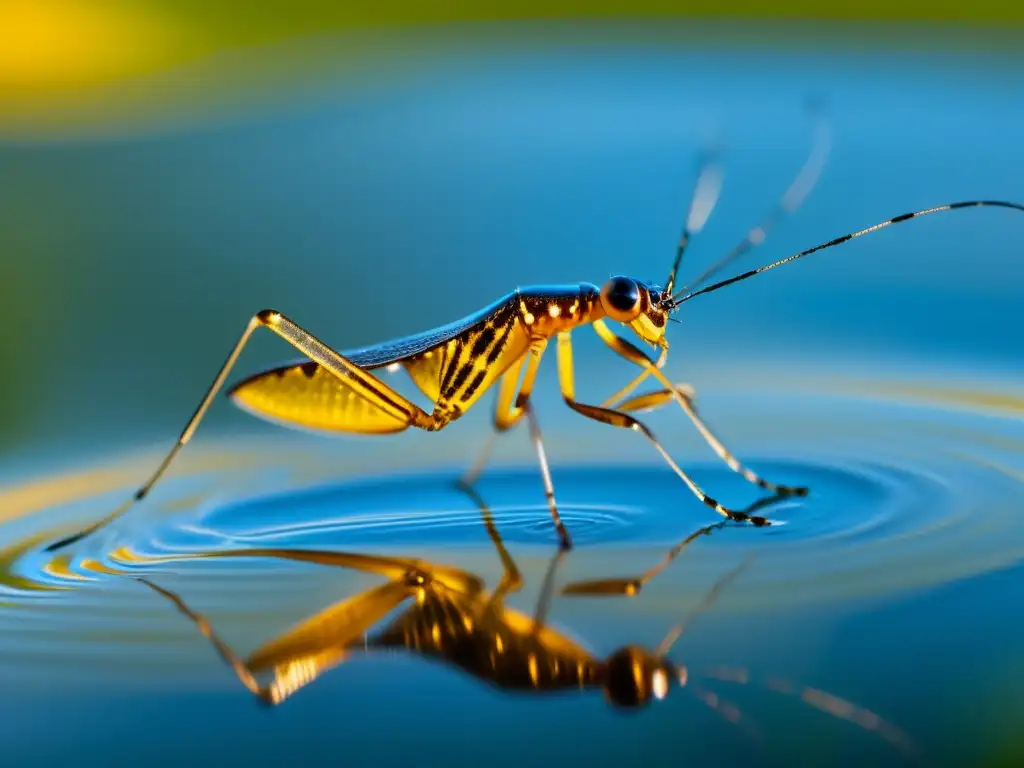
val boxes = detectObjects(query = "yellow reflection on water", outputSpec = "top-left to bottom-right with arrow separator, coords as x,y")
856,383 -> 1024,419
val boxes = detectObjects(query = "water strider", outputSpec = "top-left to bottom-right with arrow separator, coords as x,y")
44,104 -> 1024,554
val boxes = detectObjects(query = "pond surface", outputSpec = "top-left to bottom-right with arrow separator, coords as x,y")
1,22 -> 1023,768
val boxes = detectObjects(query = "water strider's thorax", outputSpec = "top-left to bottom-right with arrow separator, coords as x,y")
515,282 -> 606,339
426,279 -> 671,429
423,283 -> 605,428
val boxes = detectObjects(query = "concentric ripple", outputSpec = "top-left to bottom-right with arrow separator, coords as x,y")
116,459 -> 947,552
0,380 -> 1022,685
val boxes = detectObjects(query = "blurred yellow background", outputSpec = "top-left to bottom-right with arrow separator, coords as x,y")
3,0 -> 1024,131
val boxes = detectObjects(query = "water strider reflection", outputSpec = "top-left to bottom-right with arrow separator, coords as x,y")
138,485 -> 918,762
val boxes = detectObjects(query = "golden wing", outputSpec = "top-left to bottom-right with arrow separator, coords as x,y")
228,361 -> 412,434
247,579 -> 413,672
399,349 -> 447,402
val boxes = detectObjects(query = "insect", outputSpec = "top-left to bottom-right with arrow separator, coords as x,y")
46,105 -> 1024,553
136,487 -> 916,759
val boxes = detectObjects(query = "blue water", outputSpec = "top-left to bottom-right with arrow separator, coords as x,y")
1,25 -> 1023,768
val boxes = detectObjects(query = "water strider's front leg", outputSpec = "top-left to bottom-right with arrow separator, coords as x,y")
590,319 -> 808,497
555,331 -> 773,527
595,344 -> 668,411
611,382 -> 808,497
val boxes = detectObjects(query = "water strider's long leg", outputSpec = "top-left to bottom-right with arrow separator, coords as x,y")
137,577 -> 355,706
460,481 -> 569,633
46,310 -> 436,552
556,331 -> 773,527
590,319 -> 807,496
612,382 -> 808,496
561,520 -> 729,597
138,578 -> 275,702
561,495 -> 787,597
606,379 -> 694,411
457,482 -> 523,616
458,341 -> 572,550
530,546 -> 569,633
524,398 -> 572,550
138,564 -> 419,706
459,340 -> 545,487
596,345 -> 668,411
591,348 -> 804,496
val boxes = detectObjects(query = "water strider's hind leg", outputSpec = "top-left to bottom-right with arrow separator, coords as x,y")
137,577 -> 355,706
139,578 -> 278,703
137,553 -> 422,705
46,309 -> 437,553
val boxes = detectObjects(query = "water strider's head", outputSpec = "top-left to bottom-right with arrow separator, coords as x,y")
599,645 -> 686,709
599,276 -> 670,349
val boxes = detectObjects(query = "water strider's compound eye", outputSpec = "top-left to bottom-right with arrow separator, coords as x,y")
601,276 -> 642,322
600,645 -> 673,708
645,284 -> 663,307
